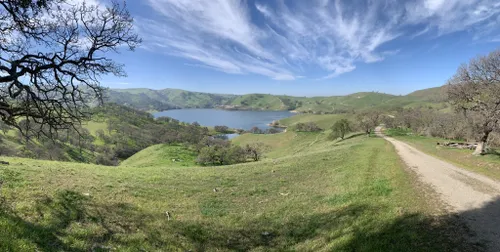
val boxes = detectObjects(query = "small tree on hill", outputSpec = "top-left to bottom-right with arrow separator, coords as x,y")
245,142 -> 265,161
447,49 -> 500,155
329,119 -> 352,140
356,110 -> 382,136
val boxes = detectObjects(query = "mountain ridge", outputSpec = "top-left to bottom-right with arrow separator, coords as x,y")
106,86 -> 446,113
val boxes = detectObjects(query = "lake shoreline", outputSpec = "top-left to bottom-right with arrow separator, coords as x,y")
151,106 -> 298,113
153,109 -> 295,131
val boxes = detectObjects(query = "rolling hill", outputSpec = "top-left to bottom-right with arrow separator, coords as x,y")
0,127 -> 469,251
106,86 -> 447,113
107,88 -> 236,111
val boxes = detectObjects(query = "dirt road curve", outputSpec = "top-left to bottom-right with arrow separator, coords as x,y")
375,127 -> 500,251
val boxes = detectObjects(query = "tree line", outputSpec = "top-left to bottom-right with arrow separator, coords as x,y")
382,49 -> 500,156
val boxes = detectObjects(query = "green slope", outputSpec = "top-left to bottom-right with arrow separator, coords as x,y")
107,88 -> 236,111
406,86 -> 447,102
120,144 -> 197,168
0,131 -> 471,251
228,94 -> 286,110
278,114 -> 347,129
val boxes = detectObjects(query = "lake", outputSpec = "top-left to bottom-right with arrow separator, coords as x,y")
153,109 -> 294,130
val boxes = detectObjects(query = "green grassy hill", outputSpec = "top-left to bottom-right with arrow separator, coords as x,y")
0,127 -> 472,251
406,86 -> 447,102
277,114 -> 347,129
120,144 -> 197,168
107,86 -> 446,113
0,104 -> 213,165
228,94 -> 286,110
107,88 -> 236,112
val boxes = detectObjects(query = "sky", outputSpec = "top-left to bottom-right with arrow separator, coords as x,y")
99,0 -> 500,96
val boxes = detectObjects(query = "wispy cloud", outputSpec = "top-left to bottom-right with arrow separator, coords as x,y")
136,0 -> 500,80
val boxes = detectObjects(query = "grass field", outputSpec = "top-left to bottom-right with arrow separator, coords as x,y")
0,131 -> 469,251
385,131 -> 500,181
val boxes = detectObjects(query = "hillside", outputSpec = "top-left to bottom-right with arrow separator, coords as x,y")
406,86 -> 447,102
107,88 -> 236,111
226,94 -> 287,110
120,144 -> 197,168
0,104 -> 213,165
106,86 -> 446,113
0,128 -> 469,251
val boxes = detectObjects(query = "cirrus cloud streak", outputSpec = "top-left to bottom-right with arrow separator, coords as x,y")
137,0 -> 500,80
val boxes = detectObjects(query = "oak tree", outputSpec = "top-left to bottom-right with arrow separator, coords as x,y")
0,0 -> 140,138
447,49 -> 500,155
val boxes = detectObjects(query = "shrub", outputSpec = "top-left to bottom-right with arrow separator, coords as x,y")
214,125 -> 230,133
96,154 -> 118,166
196,145 -> 246,166
295,122 -> 322,132
265,128 -> 281,134
249,126 -> 263,134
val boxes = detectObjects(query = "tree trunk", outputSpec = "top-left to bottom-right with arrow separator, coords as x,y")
473,131 -> 490,156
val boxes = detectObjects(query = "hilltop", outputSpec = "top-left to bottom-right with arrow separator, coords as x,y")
106,86 -> 447,113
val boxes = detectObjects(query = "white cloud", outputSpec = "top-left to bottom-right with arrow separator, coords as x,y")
136,0 -> 500,80
405,0 -> 500,36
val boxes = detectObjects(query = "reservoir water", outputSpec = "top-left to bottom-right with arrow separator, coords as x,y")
153,109 -> 293,130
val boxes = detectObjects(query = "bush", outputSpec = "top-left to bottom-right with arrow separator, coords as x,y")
223,146 -> 247,164
295,122 -> 322,132
196,137 -> 266,166
249,126 -> 263,134
96,154 -> 118,166
196,145 -> 246,166
214,125 -> 230,133
265,128 -> 281,134
197,136 -> 231,152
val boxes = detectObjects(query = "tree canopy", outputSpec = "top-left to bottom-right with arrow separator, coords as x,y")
0,0 -> 141,137
447,49 -> 500,155
330,119 -> 352,140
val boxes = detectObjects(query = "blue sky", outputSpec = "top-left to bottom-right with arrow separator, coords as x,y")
101,0 -> 500,96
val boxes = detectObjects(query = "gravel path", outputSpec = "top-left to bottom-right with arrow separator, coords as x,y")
376,127 -> 500,251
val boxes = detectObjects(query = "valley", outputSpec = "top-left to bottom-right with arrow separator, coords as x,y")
2,1 -> 500,251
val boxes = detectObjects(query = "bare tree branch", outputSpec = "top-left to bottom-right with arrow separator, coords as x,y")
447,49 -> 500,155
0,0 -> 141,138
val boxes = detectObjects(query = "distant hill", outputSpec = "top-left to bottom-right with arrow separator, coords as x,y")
406,86 -> 447,102
106,88 -> 236,111
106,86 -> 446,113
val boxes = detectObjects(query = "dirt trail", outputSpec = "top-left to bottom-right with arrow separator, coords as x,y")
376,127 -> 500,251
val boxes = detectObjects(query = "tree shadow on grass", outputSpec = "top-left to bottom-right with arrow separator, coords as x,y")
1,190 -> 499,251
169,205 -> 479,252
0,190 -> 157,251
0,190 -> 86,251
484,149 -> 500,158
